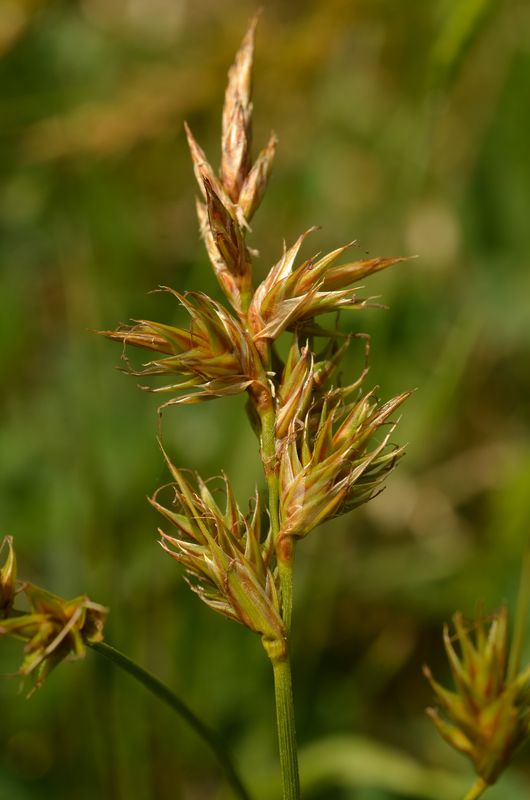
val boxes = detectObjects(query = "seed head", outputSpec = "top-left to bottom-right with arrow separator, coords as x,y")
221,15 -> 256,202
275,340 -> 314,440
183,16 -> 277,313
100,289 -> 266,406
248,228 -> 409,341
0,582 -> 107,696
152,448 -> 285,653
278,380 -> 410,539
424,607 -> 530,786
237,132 -> 277,222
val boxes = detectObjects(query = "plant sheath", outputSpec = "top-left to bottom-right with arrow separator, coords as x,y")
508,544 -> 530,682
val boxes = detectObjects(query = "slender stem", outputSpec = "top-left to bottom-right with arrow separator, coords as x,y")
272,657 -> 301,800
258,401 -> 301,799
90,641 -> 251,800
259,404 -> 297,630
463,777 -> 489,800
508,544 -> 530,681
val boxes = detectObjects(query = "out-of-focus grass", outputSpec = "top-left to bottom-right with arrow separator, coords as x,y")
1,0 -> 530,798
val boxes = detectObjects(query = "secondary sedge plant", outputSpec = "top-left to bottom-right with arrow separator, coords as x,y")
2,16 -> 530,800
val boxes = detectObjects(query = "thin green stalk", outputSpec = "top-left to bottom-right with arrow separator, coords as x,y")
258,401 -> 300,799
508,545 -> 530,682
463,776 -> 489,800
90,641 -> 251,800
258,403 -> 297,631
272,657 -> 301,800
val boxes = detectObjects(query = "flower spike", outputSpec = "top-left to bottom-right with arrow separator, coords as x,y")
221,14 -> 256,202
0,576 -> 107,696
151,449 -> 285,655
99,290 -> 266,405
425,607 -> 530,788
249,229 -> 411,342
183,16 -> 277,312
278,381 -> 410,540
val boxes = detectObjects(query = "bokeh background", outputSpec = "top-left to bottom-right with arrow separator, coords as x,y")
1,0 -> 530,798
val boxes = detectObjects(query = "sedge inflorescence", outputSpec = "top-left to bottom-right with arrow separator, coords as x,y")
425,607 -> 530,792
101,17 -> 410,657
0,535 -> 107,695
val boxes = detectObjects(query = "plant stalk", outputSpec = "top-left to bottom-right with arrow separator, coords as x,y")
90,641 -> 251,800
272,656 -> 301,800
508,544 -> 530,682
258,403 -> 297,630
258,400 -> 300,799
463,776 -> 489,800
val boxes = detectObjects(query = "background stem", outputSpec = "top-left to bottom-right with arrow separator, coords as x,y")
91,641 -> 251,800
508,544 -> 530,681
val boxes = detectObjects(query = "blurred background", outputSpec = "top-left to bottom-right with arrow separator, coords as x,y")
1,0 -> 530,798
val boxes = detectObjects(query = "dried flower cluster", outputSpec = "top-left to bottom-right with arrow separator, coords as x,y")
425,607 -> 530,791
0,535 -> 107,695
101,17 -> 410,659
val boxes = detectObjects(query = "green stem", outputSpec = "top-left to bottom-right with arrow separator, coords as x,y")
508,545 -> 530,681
258,401 -> 300,799
90,641 -> 251,800
272,657 -> 301,800
259,404 -> 297,630
463,776 -> 489,800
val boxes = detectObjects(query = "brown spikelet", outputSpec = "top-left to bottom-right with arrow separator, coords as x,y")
196,198 -> 242,308
184,121 -> 232,210
151,449 -> 285,648
0,576 -> 107,696
238,131 -> 277,221
248,229 -> 412,342
221,16 -> 258,201
277,372 -> 410,539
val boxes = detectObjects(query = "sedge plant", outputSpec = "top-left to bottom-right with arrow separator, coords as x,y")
100,17 -> 410,799
3,15 -> 530,800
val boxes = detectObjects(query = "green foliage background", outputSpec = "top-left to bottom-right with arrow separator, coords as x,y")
1,0 -> 530,798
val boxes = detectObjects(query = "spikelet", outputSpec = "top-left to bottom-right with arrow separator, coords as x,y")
278,379 -> 410,539
151,448 -> 285,653
0,560 -> 107,696
424,607 -> 530,787
248,229 -> 410,341
184,17 -> 277,312
100,290 -> 266,406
